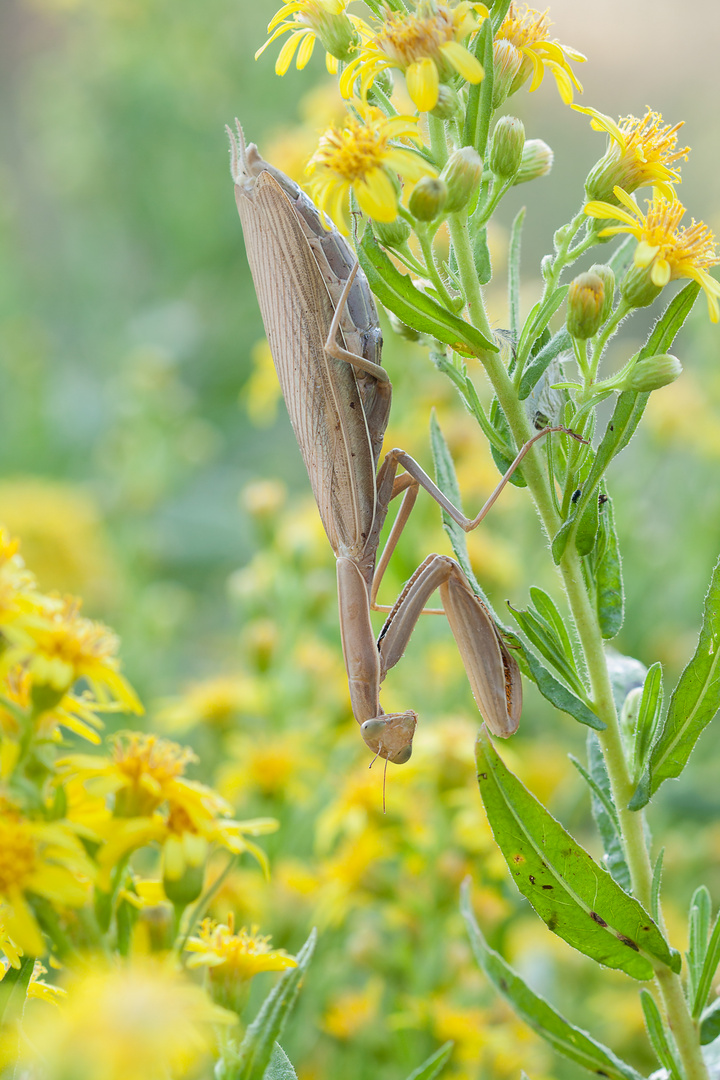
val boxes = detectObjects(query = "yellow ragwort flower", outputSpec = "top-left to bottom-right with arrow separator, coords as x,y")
256,0 -> 366,75
585,187 -> 720,322
339,1 -> 488,113
494,3 -> 585,105
21,959 -> 235,1080
0,526 -> 40,633
575,105 -> 689,202
2,595 -> 142,713
186,914 -> 296,980
306,102 -> 435,225
0,809 -> 94,956
0,905 -> 22,968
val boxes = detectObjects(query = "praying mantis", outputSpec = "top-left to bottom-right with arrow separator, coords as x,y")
228,121 -> 573,767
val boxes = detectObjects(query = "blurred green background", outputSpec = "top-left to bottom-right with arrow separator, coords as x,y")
2,1 -> 720,1077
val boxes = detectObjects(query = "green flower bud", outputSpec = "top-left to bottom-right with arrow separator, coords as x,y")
373,215 -> 412,249
625,353 -> 683,392
441,147 -> 483,213
409,176 -> 448,221
314,9 -> 360,63
513,139 -> 553,185
491,39 -> 524,109
620,262 -> 663,310
566,272 -> 606,339
587,263 -> 616,322
430,83 -> 462,120
489,116 -> 525,181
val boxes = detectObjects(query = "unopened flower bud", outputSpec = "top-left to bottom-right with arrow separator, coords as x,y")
620,262 -> 663,310
374,215 -> 412,249
566,272 -> 606,339
588,263 -> 615,322
313,8 -> 360,63
441,147 -> 483,213
492,39 -> 524,108
409,176 -> 448,221
625,353 -> 683,392
513,139 -> 553,185
430,84 -> 461,120
489,116 -> 525,181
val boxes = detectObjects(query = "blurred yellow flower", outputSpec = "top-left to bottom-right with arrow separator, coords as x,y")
494,3 -> 585,105
0,525 -> 40,631
0,906 -> 22,968
322,976 -> 383,1039
340,2 -> 488,112
2,595 -> 142,712
21,958 -> 235,1080
186,914 -> 296,1011
575,105 -> 688,202
585,187 -> 720,322
0,810 -> 94,956
306,103 -> 435,226
155,673 -> 267,734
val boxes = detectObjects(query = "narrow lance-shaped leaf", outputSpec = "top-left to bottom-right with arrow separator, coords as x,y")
358,227 -> 497,356
460,880 -> 646,1080
507,601 -> 586,698
508,207 -> 525,340
475,729 -> 678,979
506,629 -> 605,731
516,285 -> 569,373
518,328 -> 572,400
232,930 -> 317,1080
687,886 -> 712,1006
596,491 -> 624,639
582,732 -> 631,891
262,1044 -> 297,1080
489,396 -> 527,487
693,907 -> 720,1019
403,1042 -> 454,1080
461,18 -> 493,154
631,555 -> 720,810
552,281 -> 701,562
640,989 -> 682,1080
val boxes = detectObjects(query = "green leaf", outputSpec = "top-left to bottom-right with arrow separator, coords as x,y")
508,207 -> 525,340
489,398 -> 527,487
232,930 -> 317,1080
262,1045 -> 297,1080
552,282 -> 701,563
358,227 -> 497,356
575,492 -> 600,557
473,226 -> 492,285
650,848 -> 664,926
632,663 -> 663,780
511,634 -> 605,730
579,733 -> 631,892
475,730 -> 676,979
631,554 -> 720,810
462,19 -> 493,154
518,328 -> 572,400
528,587 -> 577,668
700,999 -> 720,1046
507,601 -> 586,698
688,886 -> 713,1005
460,880 -> 645,1080
596,492 -> 624,639
0,955 -> 35,1028
403,1042 -> 454,1080
693,910 -> 720,1019
640,989 -> 682,1079
516,286 -> 569,372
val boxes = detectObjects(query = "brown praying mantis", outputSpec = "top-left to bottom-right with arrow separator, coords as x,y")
228,120 -> 576,768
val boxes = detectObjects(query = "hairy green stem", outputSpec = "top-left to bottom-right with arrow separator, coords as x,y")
449,219 -> 709,1080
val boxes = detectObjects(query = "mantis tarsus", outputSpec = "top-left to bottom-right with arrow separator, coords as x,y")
228,120 -> 576,768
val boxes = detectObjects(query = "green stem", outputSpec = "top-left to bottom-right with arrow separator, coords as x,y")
449,213 -> 710,1080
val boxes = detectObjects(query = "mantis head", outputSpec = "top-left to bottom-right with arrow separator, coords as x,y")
360,712 -> 417,765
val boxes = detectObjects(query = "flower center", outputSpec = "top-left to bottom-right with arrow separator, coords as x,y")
499,3 -> 551,49
379,9 -> 455,65
315,119 -> 390,181
0,819 -> 38,892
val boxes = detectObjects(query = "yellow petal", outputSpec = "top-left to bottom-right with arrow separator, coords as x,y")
296,31 -> 316,70
354,169 -> 398,222
440,41 -> 484,84
635,240 -> 661,268
406,59 -> 439,113
650,257 -> 671,287
275,30 -> 307,76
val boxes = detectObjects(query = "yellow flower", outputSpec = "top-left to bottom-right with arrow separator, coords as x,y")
321,976 -> 383,1039
585,187 -> 720,323
575,105 -> 689,202
0,810 -> 94,956
58,733 -> 277,889
494,3 -> 585,105
155,673 -> 267,733
2,595 -> 142,713
0,525 -> 40,632
20,958 -> 235,1080
306,103 -> 435,226
186,913 -> 296,1010
339,2 -> 488,113
256,0 -> 365,75
0,905 -> 22,967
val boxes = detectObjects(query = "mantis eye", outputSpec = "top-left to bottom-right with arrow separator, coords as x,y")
391,744 -> 412,765
361,719 -> 387,742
